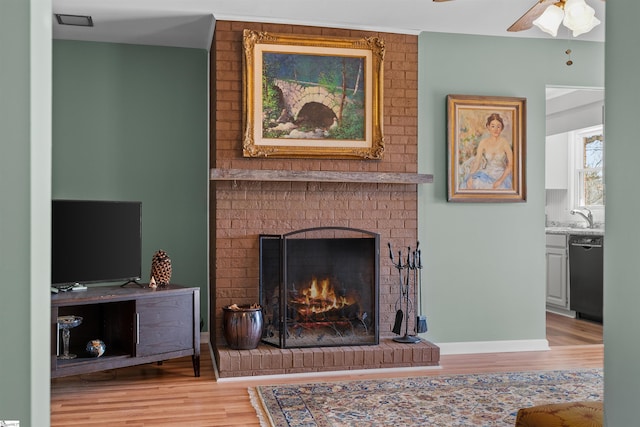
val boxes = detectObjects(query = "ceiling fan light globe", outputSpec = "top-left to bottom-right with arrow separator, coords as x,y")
569,15 -> 601,37
532,4 -> 564,37
563,0 -> 592,17
563,0 -> 600,37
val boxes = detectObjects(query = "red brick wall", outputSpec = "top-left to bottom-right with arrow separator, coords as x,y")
210,21 -> 419,345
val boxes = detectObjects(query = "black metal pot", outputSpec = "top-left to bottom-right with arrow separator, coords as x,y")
222,305 -> 263,350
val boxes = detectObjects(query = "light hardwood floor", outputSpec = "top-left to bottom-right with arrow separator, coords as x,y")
50,313 -> 603,427
546,311 -> 603,346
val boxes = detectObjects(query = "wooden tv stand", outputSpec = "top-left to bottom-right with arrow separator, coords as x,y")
51,284 -> 200,378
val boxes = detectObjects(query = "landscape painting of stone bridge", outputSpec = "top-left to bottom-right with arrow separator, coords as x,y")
262,53 -> 365,141
242,29 -> 384,159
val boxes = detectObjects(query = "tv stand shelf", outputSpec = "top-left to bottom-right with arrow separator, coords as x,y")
51,284 -> 200,379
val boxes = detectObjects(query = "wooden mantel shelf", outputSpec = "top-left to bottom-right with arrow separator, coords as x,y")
210,168 -> 433,184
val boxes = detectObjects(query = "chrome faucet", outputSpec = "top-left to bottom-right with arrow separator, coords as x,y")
570,208 -> 594,229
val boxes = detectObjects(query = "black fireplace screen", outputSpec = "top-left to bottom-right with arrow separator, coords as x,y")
260,227 -> 379,348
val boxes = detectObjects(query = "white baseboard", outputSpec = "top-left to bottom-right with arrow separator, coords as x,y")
546,306 -> 577,317
215,364 -> 442,383
436,339 -> 550,355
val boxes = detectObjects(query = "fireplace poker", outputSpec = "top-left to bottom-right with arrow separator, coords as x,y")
406,246 -> 415,338
416,247 -> 428,334
388,243 -> 404,335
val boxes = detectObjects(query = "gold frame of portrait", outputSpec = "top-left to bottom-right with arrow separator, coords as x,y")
242,29 -> 385,159
447,94 -> 527,202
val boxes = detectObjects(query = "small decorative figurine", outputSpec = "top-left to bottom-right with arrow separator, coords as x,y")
86,339 -> 106,357
149,276 -> 157,289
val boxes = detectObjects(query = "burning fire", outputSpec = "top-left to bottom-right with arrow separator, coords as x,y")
294,277 -> 355,317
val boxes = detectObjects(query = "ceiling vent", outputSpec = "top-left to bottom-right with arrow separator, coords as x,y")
55,14 -> 94,27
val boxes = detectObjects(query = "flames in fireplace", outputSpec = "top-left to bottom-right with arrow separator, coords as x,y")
293,277 -> 356,317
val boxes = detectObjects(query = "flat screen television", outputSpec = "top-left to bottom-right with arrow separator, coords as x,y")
51,200 -> 142,286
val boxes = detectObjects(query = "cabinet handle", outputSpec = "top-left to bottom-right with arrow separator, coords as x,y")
570,243 -> 602,248
135,312 -> 140,345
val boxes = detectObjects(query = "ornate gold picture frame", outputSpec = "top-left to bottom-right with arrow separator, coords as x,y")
447,94 -> 527,202
242,29 -> 385,159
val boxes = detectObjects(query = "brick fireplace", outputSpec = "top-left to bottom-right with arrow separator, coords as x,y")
210,21 -> 439,378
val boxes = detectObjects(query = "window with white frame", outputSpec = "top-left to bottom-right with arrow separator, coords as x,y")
569,125 -> 604,208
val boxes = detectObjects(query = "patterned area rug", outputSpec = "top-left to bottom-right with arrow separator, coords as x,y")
249,369 -> 603,427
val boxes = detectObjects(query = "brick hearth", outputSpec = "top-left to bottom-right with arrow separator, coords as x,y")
215,338 -> 440,378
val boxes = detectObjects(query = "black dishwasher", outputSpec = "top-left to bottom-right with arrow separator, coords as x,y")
569,235 -> 604,322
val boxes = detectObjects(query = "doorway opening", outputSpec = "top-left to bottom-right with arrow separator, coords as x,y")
544,86 -> 605,346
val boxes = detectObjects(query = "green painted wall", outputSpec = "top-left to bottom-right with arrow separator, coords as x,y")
604,3 -> 640,423
52,41 -> 210,329
418,32 -> 604,345
0,0 -> 52,425
7,3 -> 640,425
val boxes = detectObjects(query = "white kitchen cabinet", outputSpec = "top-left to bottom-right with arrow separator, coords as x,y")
546,233 -> 569,310
545,133 -> 569,189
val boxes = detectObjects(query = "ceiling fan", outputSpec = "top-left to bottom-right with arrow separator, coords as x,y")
433,0 -> 603,34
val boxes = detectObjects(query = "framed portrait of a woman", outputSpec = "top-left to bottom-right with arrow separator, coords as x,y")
447,94 -> 526,202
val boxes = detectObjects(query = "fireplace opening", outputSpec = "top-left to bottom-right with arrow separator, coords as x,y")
259,227 -> 379,348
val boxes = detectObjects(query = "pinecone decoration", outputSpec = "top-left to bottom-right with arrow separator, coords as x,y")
151,250 -> 172,286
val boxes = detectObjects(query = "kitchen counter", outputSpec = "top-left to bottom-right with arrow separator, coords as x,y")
545,226 -> 605,236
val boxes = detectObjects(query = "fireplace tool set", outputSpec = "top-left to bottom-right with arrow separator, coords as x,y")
389,242 -> 428,343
